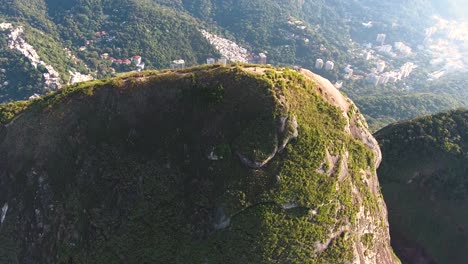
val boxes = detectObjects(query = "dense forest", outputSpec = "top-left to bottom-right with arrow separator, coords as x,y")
0,0 -> 466,129
346,85 -> 467,131
376,109 -> 468,264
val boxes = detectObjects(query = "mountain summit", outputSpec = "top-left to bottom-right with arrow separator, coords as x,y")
0,65 -> 399,263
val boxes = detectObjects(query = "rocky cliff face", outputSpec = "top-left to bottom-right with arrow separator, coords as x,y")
299,69 -> 396,264
0,65 -> 399,264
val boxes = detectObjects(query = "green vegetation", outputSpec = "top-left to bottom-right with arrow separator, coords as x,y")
2,0 -> 438,101
376,109 -> 468,264
0,65 -> 397,263
361,233 -> 374,249
0,32 -> 46,102
0,0 -> 220,102
350,91 -> 465,132
0,100 -> 31,124
0,0 -> 465,132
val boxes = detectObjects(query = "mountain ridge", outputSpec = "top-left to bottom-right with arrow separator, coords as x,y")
1,0 -> 466,132
0,64 -> 399,263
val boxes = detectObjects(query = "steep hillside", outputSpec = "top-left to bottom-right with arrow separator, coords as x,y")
0,65 -> 399,264
376,109 -> 468,264
352,92 -> 465,132
0,0 -> 465,130
0,0 -> 439,88
0,0 -> 219,102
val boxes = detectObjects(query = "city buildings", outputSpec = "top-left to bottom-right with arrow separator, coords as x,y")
400,62 -> 415,78
137,63 -> 145,71
366,65 -> 414,86
376,33 -> 386,45
132,55 -> 142,65
334,81 -> 343,89
4,24 -> 61,89
171,59 -> 185,69
0,23 -> 12,30
325,61 -> 334,71
28,93 -> 41,100
379,73 -> 390,85
377,61 -> 386,73
394,42 -> 412,55
201,30 -> 249,63
315,59 -> 324,69
258,53 -> 267,64
218,57 -> 227,66
206,58 -> 216,64
376,45 -> 393,54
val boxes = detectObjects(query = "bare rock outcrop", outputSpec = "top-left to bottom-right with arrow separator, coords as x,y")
300,69 -> 382,168
237,143 -> 278,169
238,115 -> 298,169
300,68 -> 398,264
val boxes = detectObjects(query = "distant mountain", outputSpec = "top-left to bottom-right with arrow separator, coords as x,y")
0,0 -> 466,127
376,109 -> 468,264
353,92 -> 466,131
0,0 -> 436,95
0,0 -> 219,101
0,0 -> 350,102
0,65 -> 399,263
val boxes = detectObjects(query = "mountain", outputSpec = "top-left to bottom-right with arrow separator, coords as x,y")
0,65 -> 399,263
1,0 -> 325,102
0,0 -> 219,102
375,109 -> 468,264
1,0 -> 466,128
353,92 -> 464,131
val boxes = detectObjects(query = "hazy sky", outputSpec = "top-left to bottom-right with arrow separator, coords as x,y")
438,0 -> 468,19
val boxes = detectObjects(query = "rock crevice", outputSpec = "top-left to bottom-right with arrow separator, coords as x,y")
238,116 -> 298,168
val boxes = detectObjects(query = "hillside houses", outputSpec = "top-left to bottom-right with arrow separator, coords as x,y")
171,60 -> 185,69
0,23 -> 12,30
69,71 -> 94,84
201,30 -> 249,63
106,54 -> 145,71
1,23 -> 62,90
132,55 -> 142,65
200,29 -> 269,65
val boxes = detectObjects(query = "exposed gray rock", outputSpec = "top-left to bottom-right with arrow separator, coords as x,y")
278,116 -> 299,153
316,149 -> 340,176
238,115 -> 299,168
300,68 -> 398,264
237,143 -> 278,169
1,202 -> 8,224
278,117 -> 288,133
280,202 -> 299,210
214,208 -> 231,230
207,148 -> 222,161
